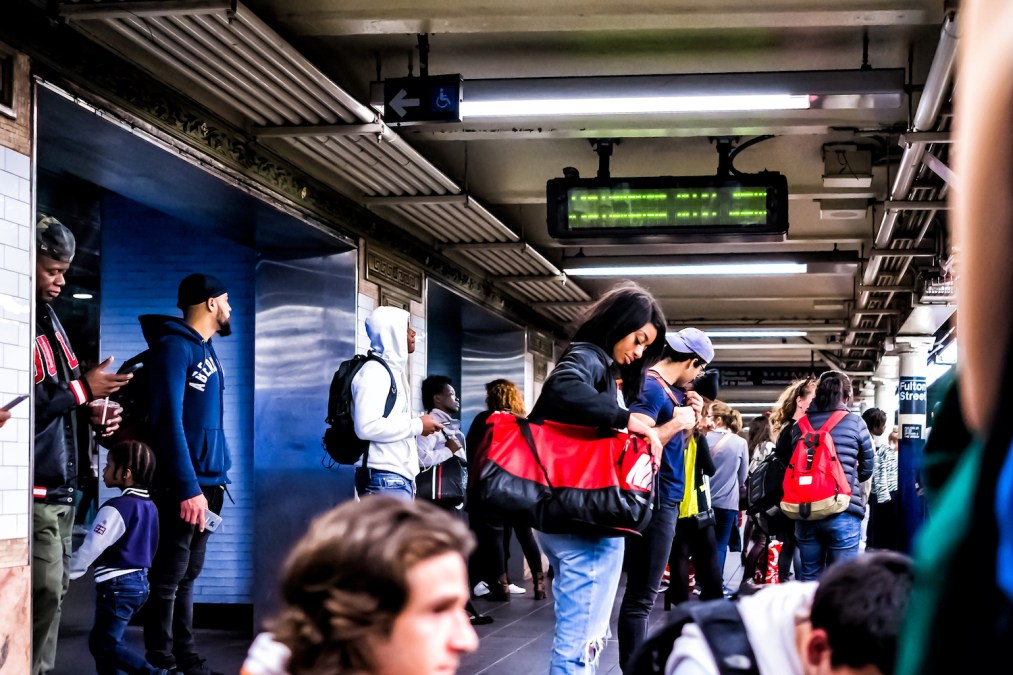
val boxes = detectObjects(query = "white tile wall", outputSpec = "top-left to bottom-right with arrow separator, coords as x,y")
0,147 -> 32,543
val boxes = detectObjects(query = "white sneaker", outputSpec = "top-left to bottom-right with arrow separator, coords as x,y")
508,583 -> 526,595
473,581 -> 491,597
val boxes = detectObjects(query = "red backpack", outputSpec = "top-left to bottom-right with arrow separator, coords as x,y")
780,411 -> 852,520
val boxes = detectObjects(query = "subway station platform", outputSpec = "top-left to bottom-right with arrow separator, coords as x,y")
53,556 -> 746,674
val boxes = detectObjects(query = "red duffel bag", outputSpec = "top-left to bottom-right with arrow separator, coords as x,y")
473,412 -> 657,536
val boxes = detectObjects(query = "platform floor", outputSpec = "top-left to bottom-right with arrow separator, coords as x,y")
52,552 -> 746,674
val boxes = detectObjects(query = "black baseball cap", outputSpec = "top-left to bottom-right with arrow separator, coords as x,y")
177,273 -> 228,309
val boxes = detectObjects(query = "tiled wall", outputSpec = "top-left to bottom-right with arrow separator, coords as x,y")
0,144 -> 34,564
0,43 -> 34,674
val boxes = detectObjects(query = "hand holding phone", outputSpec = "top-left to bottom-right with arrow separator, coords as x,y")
1,394 -> 28,412
204,510 -> 223,533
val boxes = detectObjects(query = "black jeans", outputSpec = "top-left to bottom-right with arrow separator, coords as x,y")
468,507 -> 507,585
144,485 -> 224,668
666,516 -> 723,607
618,504 -> 678,672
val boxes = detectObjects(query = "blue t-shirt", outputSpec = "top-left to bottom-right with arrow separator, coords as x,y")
630,374 -> 686,507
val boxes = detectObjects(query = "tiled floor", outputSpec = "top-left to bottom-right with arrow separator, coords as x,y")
53,546 -> 746,674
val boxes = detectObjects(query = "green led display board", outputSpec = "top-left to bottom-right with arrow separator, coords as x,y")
547,173 -> 789,243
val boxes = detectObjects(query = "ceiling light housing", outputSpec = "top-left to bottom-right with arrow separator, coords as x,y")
459,69 -> 904,119
563,262 -> 808,277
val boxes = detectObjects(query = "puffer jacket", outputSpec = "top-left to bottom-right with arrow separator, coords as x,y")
775,405 -> 875,518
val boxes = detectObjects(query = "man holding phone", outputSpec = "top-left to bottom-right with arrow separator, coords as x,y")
135,271 -> 231,672
141,273 -> 233,675
32,215 -> 132,675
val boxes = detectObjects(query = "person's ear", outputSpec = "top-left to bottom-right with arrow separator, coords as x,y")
206,297 -> 216,312
802,627 -> 832,673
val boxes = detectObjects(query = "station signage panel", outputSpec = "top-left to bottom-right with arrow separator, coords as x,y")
547,172 -> 789,243
382,74 -> 462,125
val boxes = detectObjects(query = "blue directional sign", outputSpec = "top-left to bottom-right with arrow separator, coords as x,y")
382,75 -> 462,125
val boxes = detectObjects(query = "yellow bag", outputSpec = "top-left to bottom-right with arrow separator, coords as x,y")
679,435 -> 699,518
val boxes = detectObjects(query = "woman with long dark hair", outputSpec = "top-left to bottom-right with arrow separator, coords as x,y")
529,281 -> 665,675
774,371 -> 875,580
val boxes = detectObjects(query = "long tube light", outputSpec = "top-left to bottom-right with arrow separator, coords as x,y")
563,262 -> 808,277
706,330 -> 808,338
463,94 -> 810,117
454,69 -> 903,119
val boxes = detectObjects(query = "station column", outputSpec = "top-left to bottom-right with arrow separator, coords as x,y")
896,338 -> 932,552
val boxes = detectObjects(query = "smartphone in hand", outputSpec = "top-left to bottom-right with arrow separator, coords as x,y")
204,510 -> 223,533
1,395 -> 28,412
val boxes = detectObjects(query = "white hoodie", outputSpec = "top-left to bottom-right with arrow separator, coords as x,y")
351,306 -> 423,480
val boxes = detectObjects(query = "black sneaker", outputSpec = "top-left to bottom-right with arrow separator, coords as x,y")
178,659 -> 224,675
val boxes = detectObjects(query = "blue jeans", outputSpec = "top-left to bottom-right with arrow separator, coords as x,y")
539,532 -> 625,675
712,507 -> 738,585
618,505 -> 678,672
355,467 -> 415,500
795,511 -> 862,581
92,571 -> 164,674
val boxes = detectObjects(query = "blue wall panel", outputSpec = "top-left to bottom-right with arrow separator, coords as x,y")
99,194 -> 256,603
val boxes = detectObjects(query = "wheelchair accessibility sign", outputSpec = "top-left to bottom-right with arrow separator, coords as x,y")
383,74 -> 462,124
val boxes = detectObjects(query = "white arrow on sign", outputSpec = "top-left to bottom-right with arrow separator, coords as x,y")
390,89 -> 421,117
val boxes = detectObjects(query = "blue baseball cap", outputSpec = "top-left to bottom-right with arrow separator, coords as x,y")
665,327 -> 714,364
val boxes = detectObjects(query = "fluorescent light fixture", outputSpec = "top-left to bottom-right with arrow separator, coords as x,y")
563,262 -> 807,277
813,302 -> 847,311
462,94 -> 810,118
706,330 -> 807,338
72,293 -> 94,300
726,402 -> 778,409
449,69 -> 903,120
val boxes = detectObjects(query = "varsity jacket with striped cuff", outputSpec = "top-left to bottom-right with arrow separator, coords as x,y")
33,303 -> 93,505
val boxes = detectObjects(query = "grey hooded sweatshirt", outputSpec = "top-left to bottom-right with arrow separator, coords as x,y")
350,306 -> 423,480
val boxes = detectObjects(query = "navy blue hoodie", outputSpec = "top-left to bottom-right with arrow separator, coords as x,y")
142,315 -> 231,501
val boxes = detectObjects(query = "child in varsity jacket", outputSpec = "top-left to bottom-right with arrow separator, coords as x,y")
70,441 -> 165,675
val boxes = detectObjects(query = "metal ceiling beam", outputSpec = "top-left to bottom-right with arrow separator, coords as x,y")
254,122 -> 385,138
900,132 -> 952,146
923,151 -> 956,187
59,1 -> 234,20
858,284 -> 914,293
885,200 -> 949,211
363,194 -> 468,206
499,275 -> 568,284
867,248 -> 937,259
712,343 -> 846,351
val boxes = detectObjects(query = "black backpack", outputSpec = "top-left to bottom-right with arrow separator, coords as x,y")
745,451 -> 788,519
627,598 -> 759,675
108,351 -> 153,444
322,352 -> 396,466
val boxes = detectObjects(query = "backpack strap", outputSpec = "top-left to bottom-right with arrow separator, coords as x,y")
362,351 -> 398,470
648,370 -> 682,406
686,600 -> 760,675
819,409 -> 849,433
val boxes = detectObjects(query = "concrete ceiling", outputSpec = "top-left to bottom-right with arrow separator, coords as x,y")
47,0 -> 957,389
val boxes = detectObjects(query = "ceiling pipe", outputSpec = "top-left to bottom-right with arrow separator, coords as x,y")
845,11 -> 957,350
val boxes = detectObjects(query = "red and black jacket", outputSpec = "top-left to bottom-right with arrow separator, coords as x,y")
34,304 -> 92,505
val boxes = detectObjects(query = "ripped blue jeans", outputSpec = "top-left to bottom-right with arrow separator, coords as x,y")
539,532 -> 625,675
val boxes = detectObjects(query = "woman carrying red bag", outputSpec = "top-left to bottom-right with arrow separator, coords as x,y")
528,281 -> 665,675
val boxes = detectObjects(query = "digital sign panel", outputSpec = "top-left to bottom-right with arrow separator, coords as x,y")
547,173 -> 788,243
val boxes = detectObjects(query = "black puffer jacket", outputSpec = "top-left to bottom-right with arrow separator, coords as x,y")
775,405 -> 875,518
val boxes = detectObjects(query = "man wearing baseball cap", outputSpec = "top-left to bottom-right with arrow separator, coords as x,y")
32,214 -> 132,675
618,327 -> 714,670
140,273 -> 232,675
